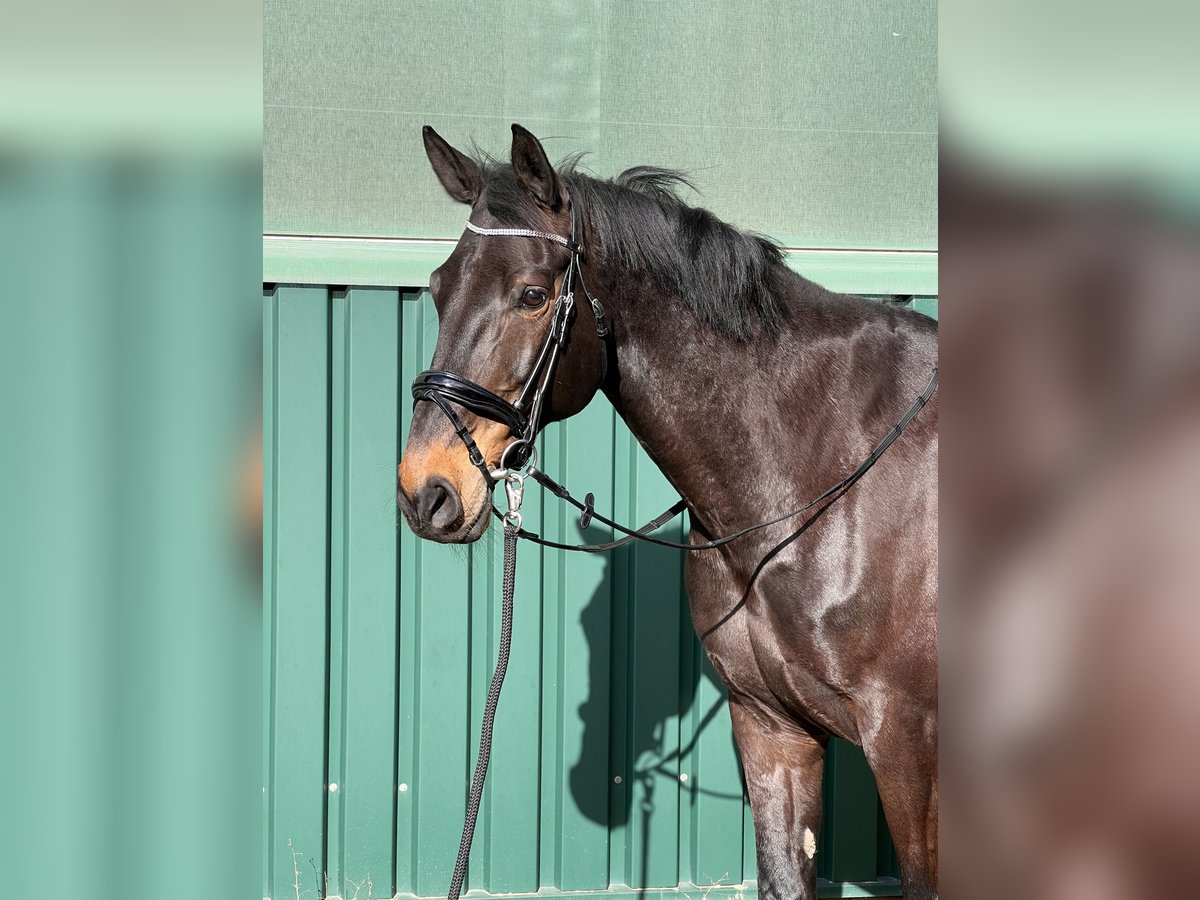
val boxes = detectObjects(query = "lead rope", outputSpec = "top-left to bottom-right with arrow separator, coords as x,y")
446,479 -> 523,900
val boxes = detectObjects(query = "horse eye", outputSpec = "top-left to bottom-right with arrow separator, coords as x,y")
520,287 -> 549,308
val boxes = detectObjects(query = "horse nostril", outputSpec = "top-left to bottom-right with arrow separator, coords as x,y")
416,476 -> 463,532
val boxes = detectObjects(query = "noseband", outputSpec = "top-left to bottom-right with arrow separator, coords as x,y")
411,198 -> 608,484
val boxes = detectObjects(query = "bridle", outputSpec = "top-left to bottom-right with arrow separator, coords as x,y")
411,198 -> 608,489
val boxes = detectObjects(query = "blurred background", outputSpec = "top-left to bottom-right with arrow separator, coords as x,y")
3,0 -> 1198,897
941,0 -> 1200,897
0,0 -> 261,898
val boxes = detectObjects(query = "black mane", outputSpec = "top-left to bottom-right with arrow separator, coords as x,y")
477,157 -> 787,339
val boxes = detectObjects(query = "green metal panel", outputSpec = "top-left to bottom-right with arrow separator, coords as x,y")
404,293 -> 475,898
395,292 -> 426,893
617,441 -> 689,890
325,287 -> 403,898
265,285 -> 331,900
265,289 -> 936,899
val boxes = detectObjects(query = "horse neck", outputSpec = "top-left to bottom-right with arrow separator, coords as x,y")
594,263 -> 820,532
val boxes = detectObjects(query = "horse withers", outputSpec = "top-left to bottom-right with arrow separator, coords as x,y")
397,124 -> 939,900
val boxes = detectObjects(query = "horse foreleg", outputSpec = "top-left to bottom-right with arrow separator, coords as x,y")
729,699 -> 827,900
864,705 -> 938,899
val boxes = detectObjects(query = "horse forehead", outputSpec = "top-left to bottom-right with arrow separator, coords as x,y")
440,238 -> 515,293
429,264 -> 511,360
435,220 -> 561,317
438,268 -> 505,323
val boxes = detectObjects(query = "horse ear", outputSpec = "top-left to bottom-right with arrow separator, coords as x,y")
422,125 -> 481,204
510,124 -> 562,210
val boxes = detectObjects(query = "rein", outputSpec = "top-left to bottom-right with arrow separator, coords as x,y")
415,197 -> 938,899
507,364 -> 938,553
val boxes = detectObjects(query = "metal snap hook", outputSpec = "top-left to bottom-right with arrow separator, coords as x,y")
504,472 -> 525,515
502,471 -> 525,530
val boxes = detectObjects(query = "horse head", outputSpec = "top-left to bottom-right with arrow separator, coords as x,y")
397,125 -> 608,542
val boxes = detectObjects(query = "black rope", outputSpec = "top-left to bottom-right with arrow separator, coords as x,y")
446,522 -> 518,899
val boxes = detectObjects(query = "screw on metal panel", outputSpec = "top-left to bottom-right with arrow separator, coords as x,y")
399,783 -> 408,793
679,773 -> 689,782
328,783 -> 338,792
613,776 -> 622,785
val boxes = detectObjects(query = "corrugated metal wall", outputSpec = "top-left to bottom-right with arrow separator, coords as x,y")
264,286 -> 936,900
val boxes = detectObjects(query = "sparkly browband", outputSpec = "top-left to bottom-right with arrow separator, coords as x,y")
464,219 -> 581,254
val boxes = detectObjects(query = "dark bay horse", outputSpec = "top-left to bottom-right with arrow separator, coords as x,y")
397,124 -> 939,899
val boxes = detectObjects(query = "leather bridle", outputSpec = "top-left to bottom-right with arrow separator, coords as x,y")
411,198 -> 608,487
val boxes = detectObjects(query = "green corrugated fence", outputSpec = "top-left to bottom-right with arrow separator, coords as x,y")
264,286 -> 937,900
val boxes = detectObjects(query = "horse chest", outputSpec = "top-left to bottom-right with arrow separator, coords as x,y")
692,584 -> 863,741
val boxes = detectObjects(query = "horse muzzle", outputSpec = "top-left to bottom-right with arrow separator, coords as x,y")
397,446 -> 493,543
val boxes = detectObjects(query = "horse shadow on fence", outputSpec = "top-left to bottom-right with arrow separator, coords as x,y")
566,543 -> 745,888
